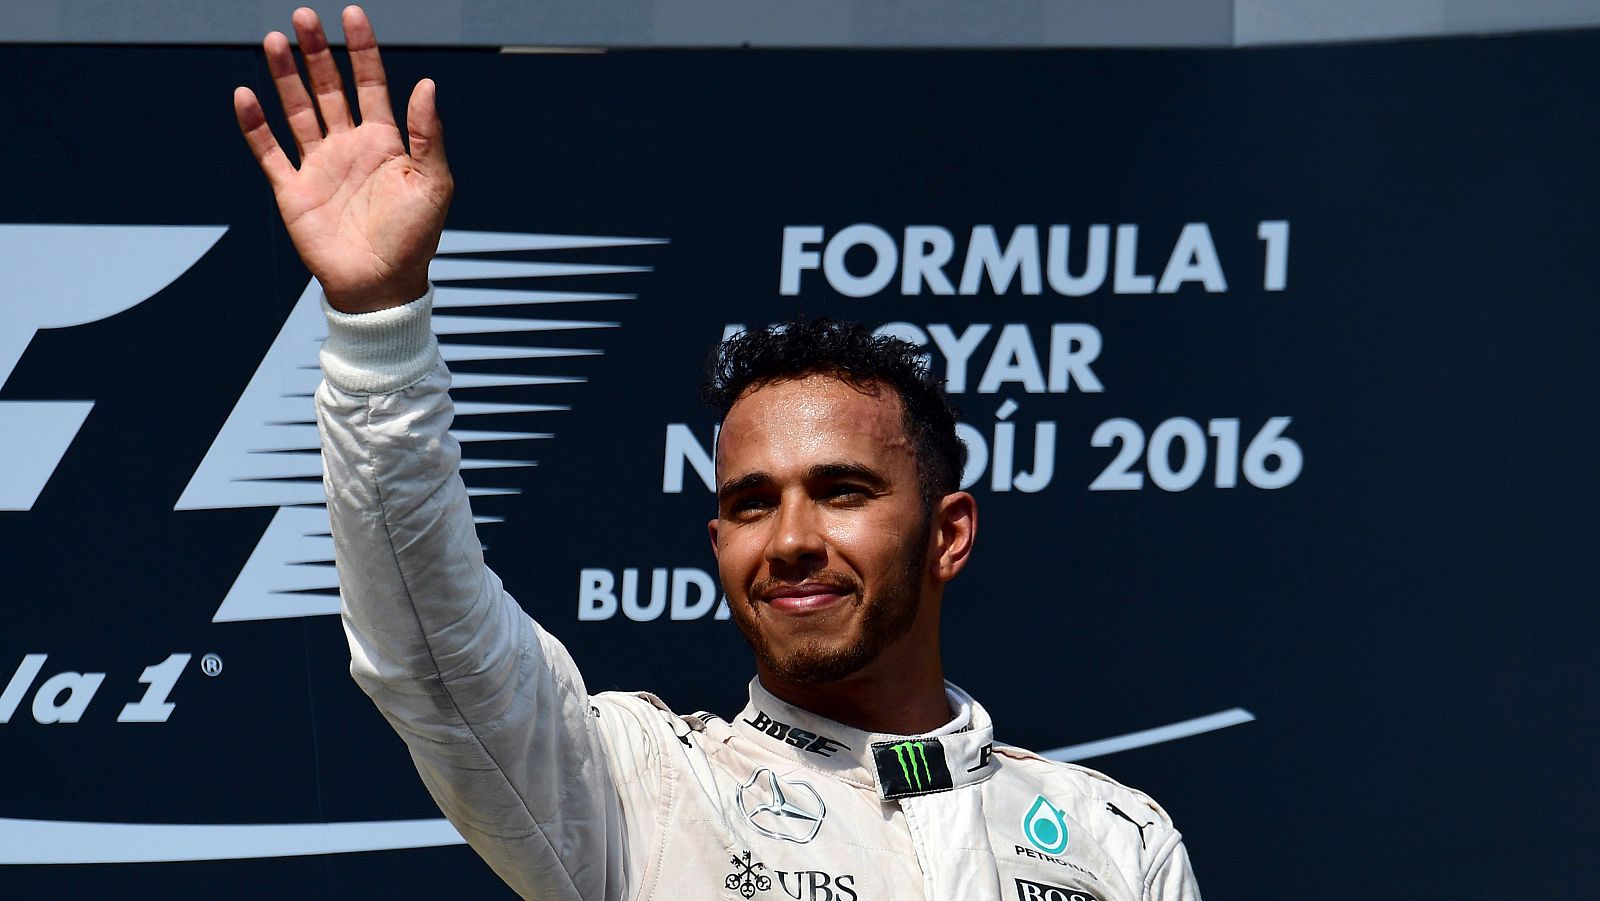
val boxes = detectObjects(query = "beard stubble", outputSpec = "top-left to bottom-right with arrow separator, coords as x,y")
732,534 -> 929,686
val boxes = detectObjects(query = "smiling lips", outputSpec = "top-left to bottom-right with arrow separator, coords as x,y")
760,582 -> 854,614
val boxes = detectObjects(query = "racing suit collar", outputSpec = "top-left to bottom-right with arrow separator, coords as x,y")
735,678 -> 998,800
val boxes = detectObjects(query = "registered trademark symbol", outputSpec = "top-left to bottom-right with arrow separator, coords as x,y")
200,653 -> 224,677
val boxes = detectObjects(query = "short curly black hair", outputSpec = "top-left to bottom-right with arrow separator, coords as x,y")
701,318 -> 964,508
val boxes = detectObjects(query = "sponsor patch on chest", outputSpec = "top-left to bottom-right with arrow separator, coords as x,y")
1015,877 -> 1103,901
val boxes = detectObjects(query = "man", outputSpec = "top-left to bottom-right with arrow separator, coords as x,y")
234,7 -> 1201,899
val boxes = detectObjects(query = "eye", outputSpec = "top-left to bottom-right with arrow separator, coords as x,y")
823,484 -> 871,503
727,495 -> 773,517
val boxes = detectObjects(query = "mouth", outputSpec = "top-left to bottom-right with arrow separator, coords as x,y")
759,582 -> 853,615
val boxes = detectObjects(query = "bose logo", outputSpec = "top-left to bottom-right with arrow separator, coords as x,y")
743,711 -> 851,756
0,224 -> 226,510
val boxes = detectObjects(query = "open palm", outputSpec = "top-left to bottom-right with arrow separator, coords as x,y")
234,6 -> 452,312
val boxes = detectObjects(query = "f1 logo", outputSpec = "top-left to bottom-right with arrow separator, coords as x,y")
0,224 -> 225,509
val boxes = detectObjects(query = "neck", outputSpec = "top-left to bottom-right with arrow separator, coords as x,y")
757,612 -> 949,735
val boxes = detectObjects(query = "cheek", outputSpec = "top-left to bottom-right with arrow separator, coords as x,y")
824,509 -> 914,568
715,525 -> 765,590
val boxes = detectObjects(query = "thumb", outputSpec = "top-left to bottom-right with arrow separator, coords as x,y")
406,78 -> 449,174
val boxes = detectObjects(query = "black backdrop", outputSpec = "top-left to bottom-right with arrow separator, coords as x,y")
1,29 -> 1597,899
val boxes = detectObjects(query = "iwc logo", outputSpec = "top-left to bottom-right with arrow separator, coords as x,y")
738,768 -> 825,843
1023,795 -> 1070,855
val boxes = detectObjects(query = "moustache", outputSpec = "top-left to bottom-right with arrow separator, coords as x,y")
750,570 -> 862,601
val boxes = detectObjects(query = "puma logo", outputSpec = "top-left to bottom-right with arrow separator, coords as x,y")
1106,802 -> 1153,849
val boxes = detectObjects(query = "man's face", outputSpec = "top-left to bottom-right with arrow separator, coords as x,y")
709,373 -> 938,686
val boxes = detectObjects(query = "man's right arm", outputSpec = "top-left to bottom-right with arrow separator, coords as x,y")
235,8 -> 639,897
316,289 -> 628,899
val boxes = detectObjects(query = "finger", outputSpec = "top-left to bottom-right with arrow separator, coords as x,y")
406,78 -> 449,174
264,30 -> 322,155
343,5 -> 395,128
233,87 -> 295,188
291,7 -> 353,133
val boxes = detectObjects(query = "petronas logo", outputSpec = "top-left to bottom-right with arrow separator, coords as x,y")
1022,795 -> 1070,855
891,741 -> 932,790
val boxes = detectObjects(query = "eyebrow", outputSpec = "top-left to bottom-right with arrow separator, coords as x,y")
717,461 -> 889,502
807,462 -> 888,488
718,471 -> 771,501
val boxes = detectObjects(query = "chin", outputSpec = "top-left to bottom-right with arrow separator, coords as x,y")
766,645 -> 876,686
735,560 -> 927,687
745,623 -> 882,685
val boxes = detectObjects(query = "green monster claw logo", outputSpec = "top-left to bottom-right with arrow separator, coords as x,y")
891,741 -> 932,790
871,737 -> 952,797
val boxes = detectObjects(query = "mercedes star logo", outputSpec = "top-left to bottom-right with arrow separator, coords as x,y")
737,768 -> 826,844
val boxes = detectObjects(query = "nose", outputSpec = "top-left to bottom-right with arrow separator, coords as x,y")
765,492 -> 826,572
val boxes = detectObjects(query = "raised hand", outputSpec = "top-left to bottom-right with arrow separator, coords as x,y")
233,5 -> 452,313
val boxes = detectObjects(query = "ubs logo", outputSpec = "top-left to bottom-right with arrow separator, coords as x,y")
722,850 -> 859,901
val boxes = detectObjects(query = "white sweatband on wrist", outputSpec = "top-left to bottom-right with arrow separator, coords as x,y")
318,286 -> 439,395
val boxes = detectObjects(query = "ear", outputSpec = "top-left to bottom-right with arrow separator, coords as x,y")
930,491 -> 977,583
707,517 -> 720,560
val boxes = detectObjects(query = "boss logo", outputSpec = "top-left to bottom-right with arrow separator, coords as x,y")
1015,878 -> 1102,901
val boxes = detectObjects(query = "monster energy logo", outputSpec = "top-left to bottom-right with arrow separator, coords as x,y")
891,741 -> 932,790
871,737 -> 953,798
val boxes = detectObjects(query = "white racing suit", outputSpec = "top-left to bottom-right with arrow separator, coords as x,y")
316,289 -> 1202,901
